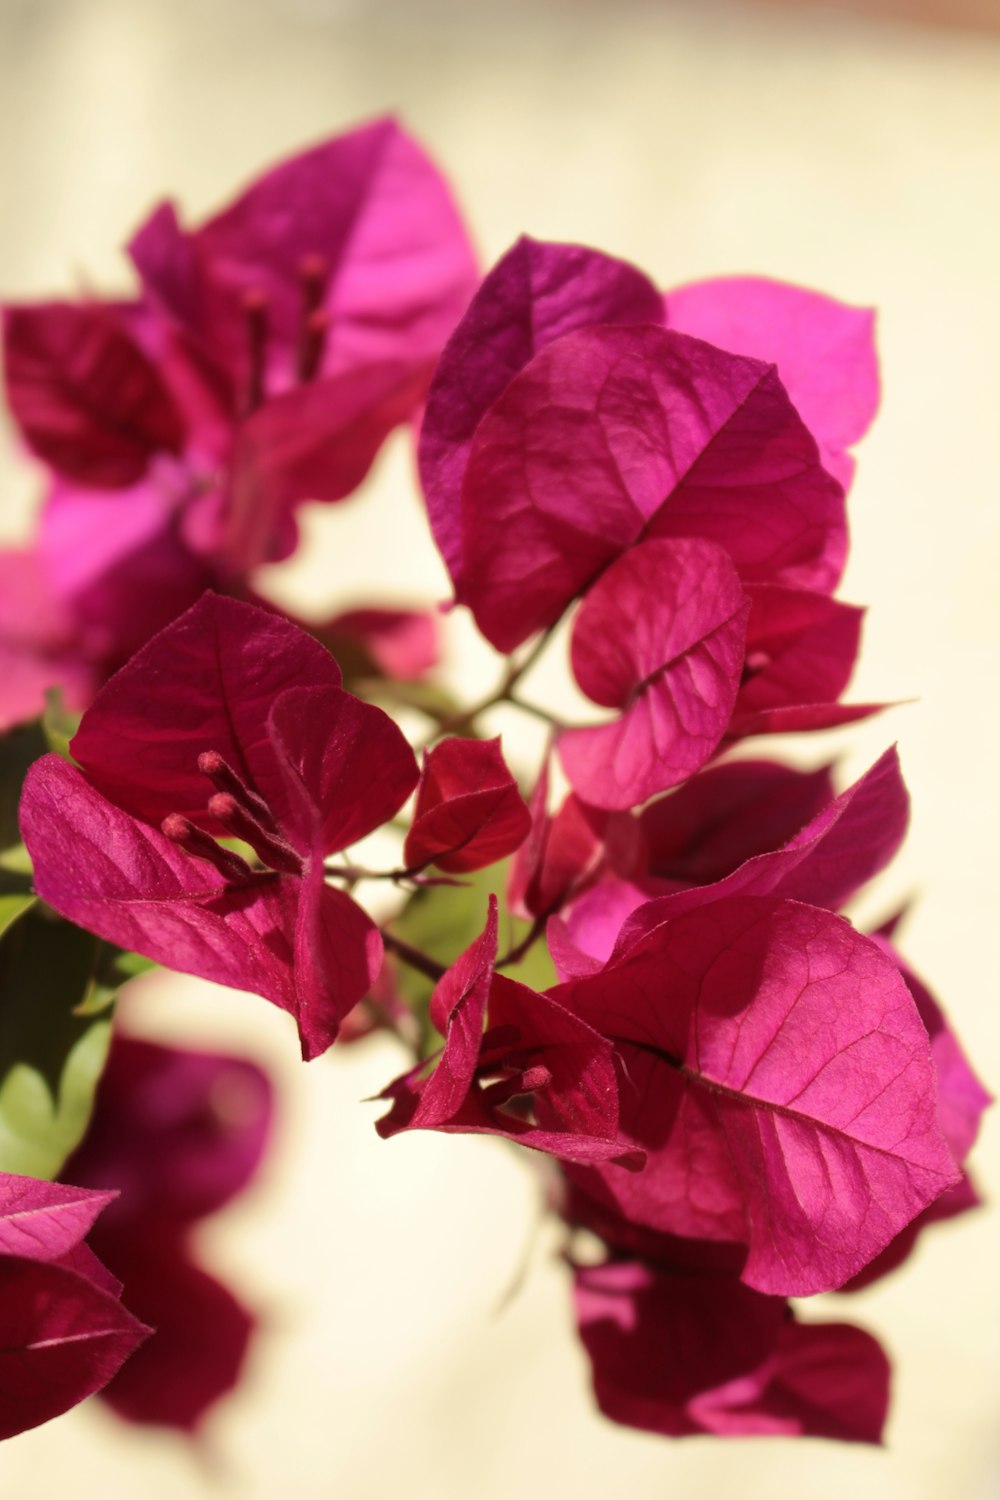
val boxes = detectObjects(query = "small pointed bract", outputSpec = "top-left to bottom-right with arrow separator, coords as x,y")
404,737 -> 531,874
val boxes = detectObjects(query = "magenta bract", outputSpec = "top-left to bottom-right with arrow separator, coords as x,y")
20,594 -> 419,1059
378,900 -> 640,1166
0,1173 -> 149,1439
404,736 -> 531,874
574,1255 -> 889,1442
554,895 -> 959,1295
558,538 -> 749,809
130,118 -> 477,404
419,236 -> 663,590
458,322 -> 845,652
666,275 -> 879,492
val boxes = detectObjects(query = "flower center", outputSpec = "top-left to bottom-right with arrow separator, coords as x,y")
161,750 -> 303,878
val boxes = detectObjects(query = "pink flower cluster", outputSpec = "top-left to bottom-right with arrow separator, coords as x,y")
1,118 -> 987,1448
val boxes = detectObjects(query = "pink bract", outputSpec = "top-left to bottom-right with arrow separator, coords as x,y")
404,736 -> 531,874
419,236 -> 662,590
558,538 -> 749,810
0,1174 -> 149,1439
378,900 -> 640,1166
554,895 -> 959,1295
457,322 -> 845,652
666,275 -> 879,492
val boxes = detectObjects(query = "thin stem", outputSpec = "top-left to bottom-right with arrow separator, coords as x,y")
496,915 -> 547,971
505,693 -> 565,730
417,624 -> 556,748
381,931 -> 447,984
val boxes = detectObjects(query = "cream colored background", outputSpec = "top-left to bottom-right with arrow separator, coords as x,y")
1,0 -> 998,1495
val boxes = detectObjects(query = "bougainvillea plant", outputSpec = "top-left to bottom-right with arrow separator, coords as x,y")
0,115 -> 987,1447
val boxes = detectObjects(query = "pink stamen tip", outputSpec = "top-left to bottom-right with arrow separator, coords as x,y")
162,813 -> 194,843
208,792 -> 239,822
197,750 -> 225,777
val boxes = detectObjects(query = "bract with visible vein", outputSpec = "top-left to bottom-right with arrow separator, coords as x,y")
69,592 -> 342,831
614,746 -> 908,952
558,538 -> 749,810
0,1172 -> 148,1439
556,895 -> 959,1294
634,759 -> 838,888
404,737 -> 531,874
21,595 -> 419,1059
459,323 -> 845,651
0,1176 -> 115,1263
419,236 -> 662,587
666,275 -> 878,491
377,900 -> 639,1166
839,942 -> 989,1291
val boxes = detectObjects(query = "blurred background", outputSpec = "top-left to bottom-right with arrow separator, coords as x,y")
1,0 -> 998,1495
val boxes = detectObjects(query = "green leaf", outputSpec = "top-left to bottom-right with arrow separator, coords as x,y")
74,945 -> 156,1017
389,860 -> 556,1054
0,908 -> 113,1179
0,720 -> 48,862
0,893 -> 36,943
42,687 -> 80,762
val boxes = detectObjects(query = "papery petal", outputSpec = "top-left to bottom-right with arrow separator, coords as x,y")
693,1319 -> 890,1443
40,478 -> 217,666
0,1256 -> 149,1440
558,896 -> 959,1295
0,1176 -> 116,1262
378,898 -> 498,1133
616,747 -> 908,948
2,302 -> 184,488
460,324 -> 845,652
635,760 -> 838,887
731,584 -> 863,723
292,864 -> 383,1061
69,593 -> 342,833
666,276 -> 879,491
404,737 -> 531,874
559,538 -> 749,809
508,768 -> 609,921
21,755 -> 302,1024
419,236 -> 662,586
267,684 -> 419,858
